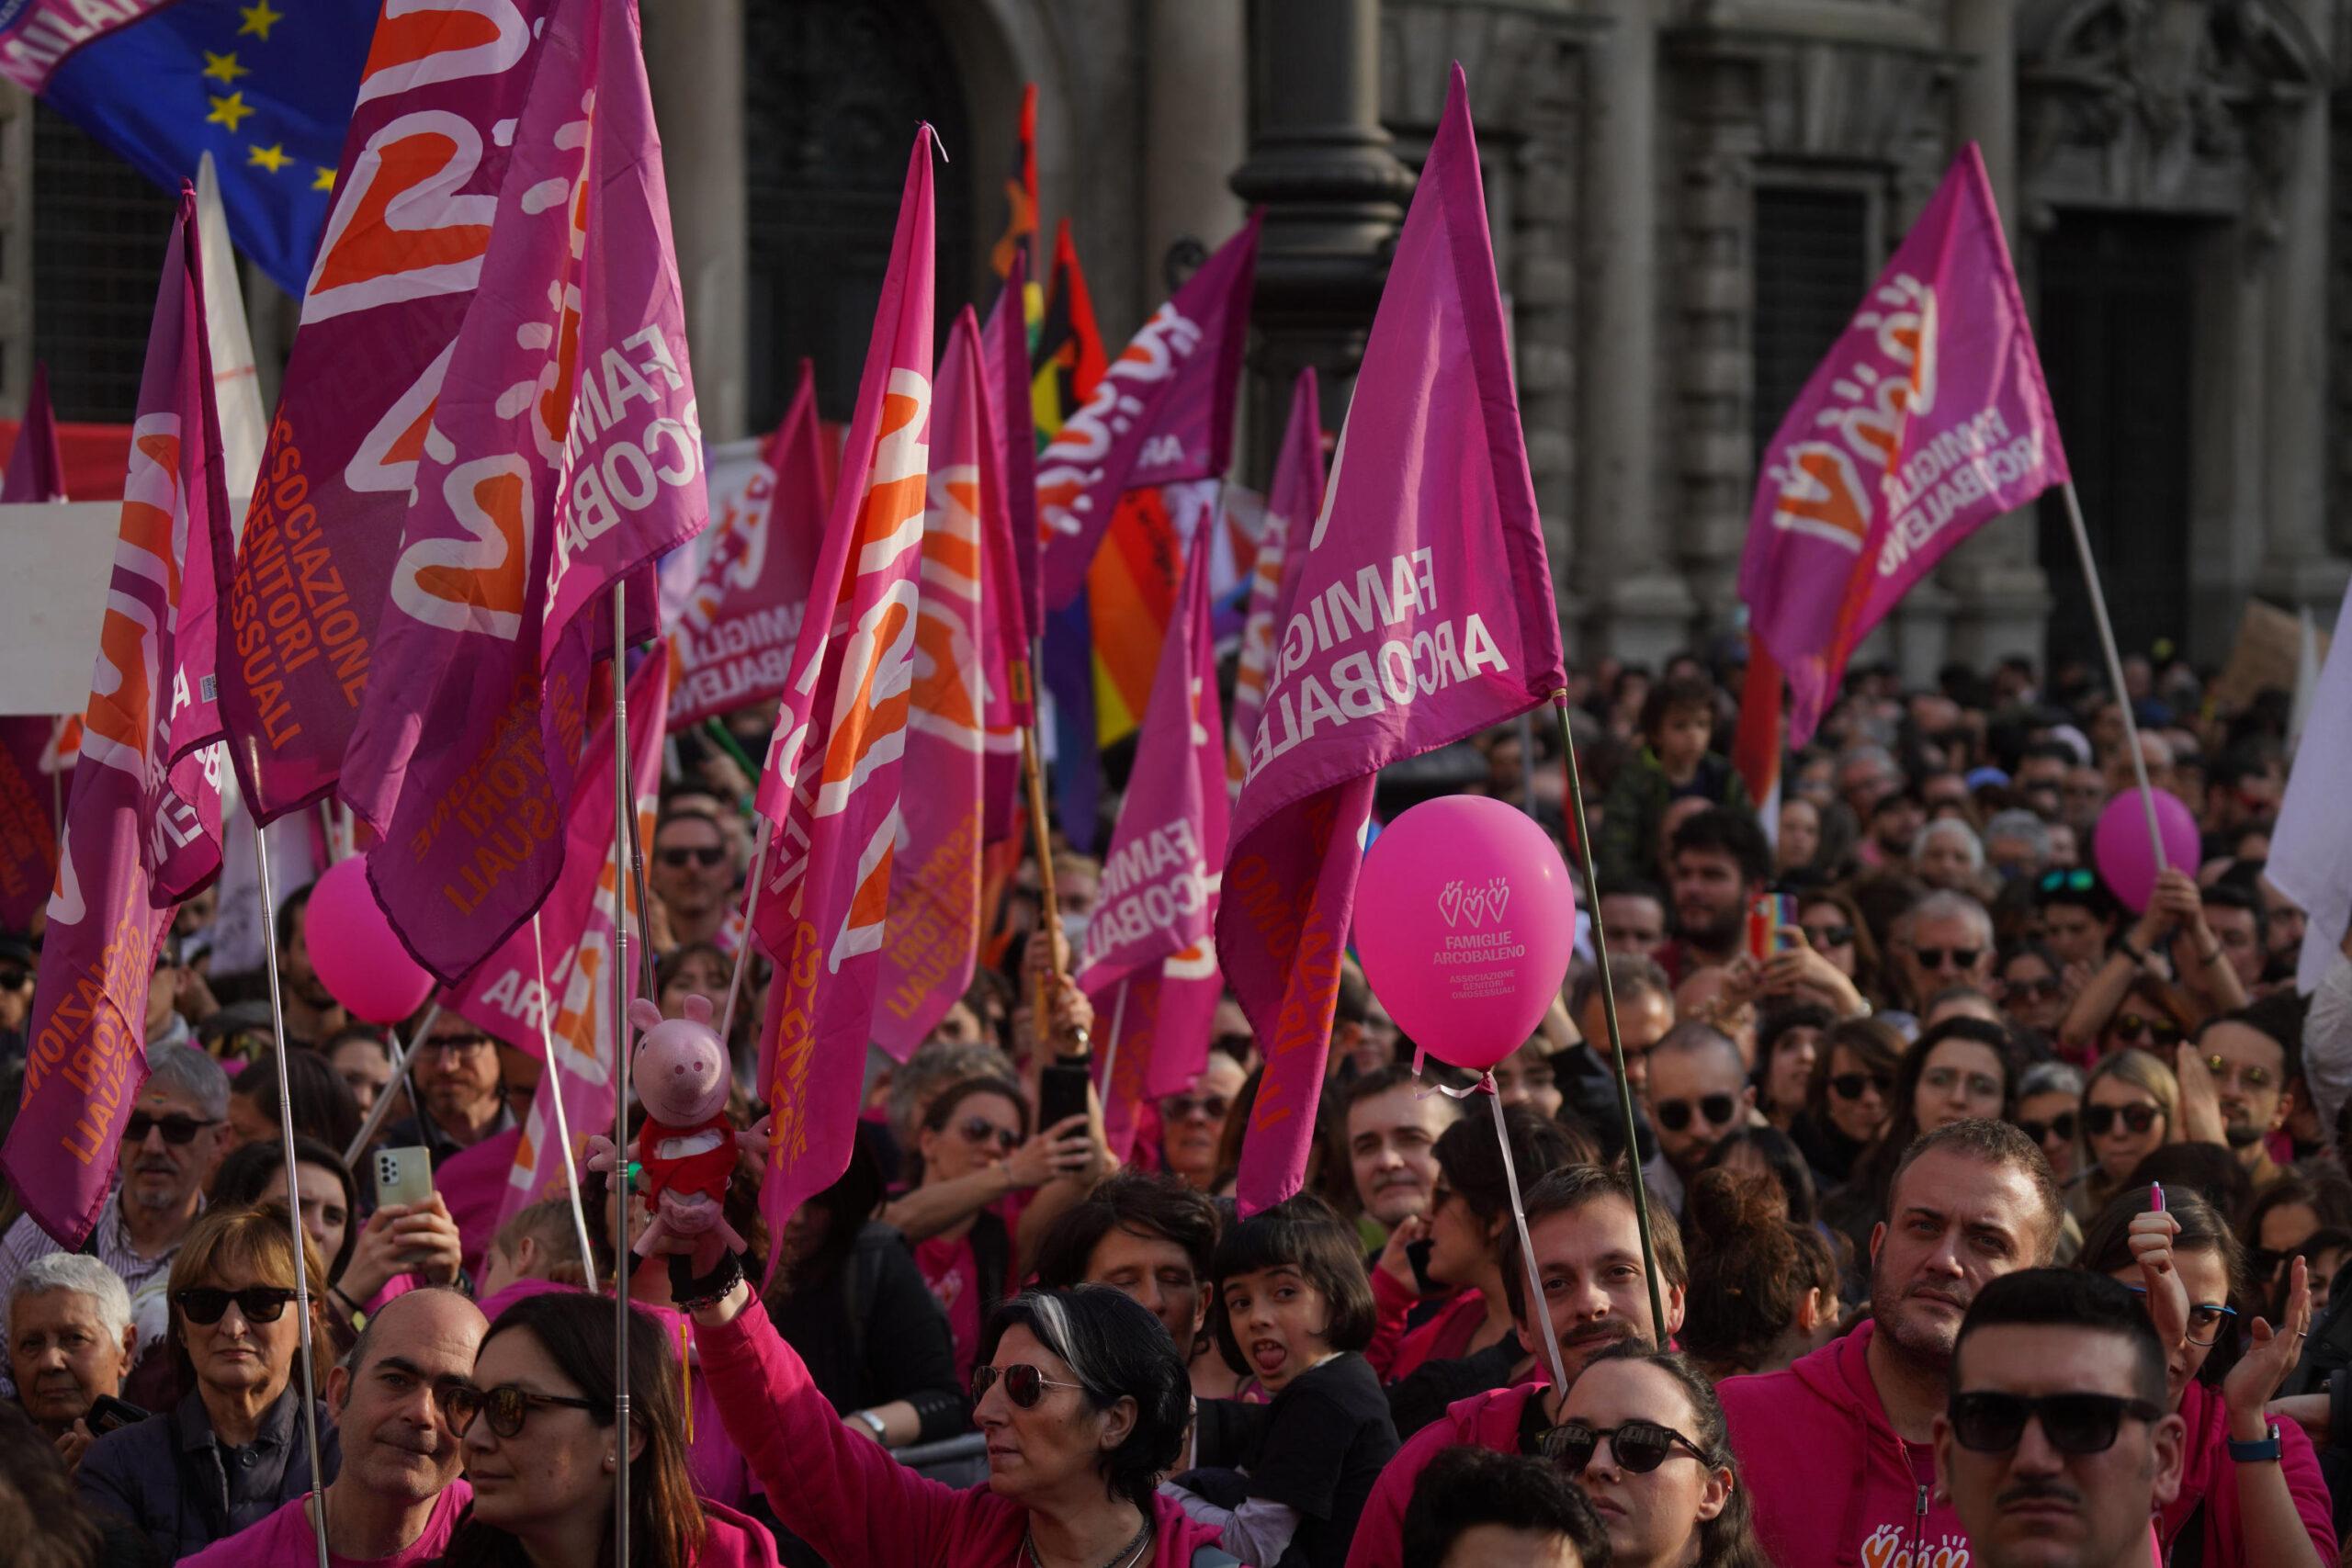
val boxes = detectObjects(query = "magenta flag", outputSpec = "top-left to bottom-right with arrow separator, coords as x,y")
1227,368 -> 1324,795
978,253 -> 1035,846
1093,942 -> 1220,1163
873,310 -> 994,1060
751,128 -> 934,1283
0,718 -> 74,931
216,0 -> 565,824
982,249 -> 1039,646
1742,143 -> 2066,746
3,193 -> 232,1247
667,360 -> 828,730
1036,215 -> 1259,611
343,0 -> 707,985
3,364 -> 65,502
1220,67 -> 1566,1216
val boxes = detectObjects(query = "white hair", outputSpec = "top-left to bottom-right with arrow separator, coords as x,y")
1912,818 -> 1985,873
10,1253 -> 132,1343
1895,889 -> 1995,948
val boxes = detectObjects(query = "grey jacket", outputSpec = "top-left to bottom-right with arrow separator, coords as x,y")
76,1382 -> 339,1562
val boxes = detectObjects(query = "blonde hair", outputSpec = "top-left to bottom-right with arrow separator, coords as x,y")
2085,1047 -> 2180,1131
167,1201 -> 330,1371
491,1198 -> 587,1286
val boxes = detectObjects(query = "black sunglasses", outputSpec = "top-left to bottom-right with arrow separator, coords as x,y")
1542,1418 -> 1710,1475
439,1382 -> 603,1439
956,1116 -> 1020,1152
2017,1111 -> 2077,1145
174,1286 -> 297,1325
124,1111 -> 219,1145
657,845 -> 729,869
1653,1093 -> 1737,1134
0,967 -> 30,991
2110,1013 -> 2183,1047
1830,1071 -> 1892,1101
1911,946 -> 1984,971
2082,1102 -> 2160,1137
1947,1391 -> 2165,1455
971,1362 -> 1087,1410
1160,1093 -> 1230,1122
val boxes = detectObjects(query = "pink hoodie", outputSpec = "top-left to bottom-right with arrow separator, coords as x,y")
1342,1381 -> 1545,1568
2161,1377 -> 2335,1565
697,1294 -> 1228,1567
1717,1321 -> 1972,1568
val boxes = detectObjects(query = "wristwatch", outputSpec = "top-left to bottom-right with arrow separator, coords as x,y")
853,1410 -> 888,1441
2227,1422 -> 2282,1463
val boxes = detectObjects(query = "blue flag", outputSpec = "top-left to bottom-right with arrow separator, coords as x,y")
0,0 -> 372,298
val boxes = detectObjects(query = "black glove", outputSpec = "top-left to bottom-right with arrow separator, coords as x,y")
668,1247 -> 745,1310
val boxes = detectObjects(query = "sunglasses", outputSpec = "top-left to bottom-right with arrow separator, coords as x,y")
2110,1013 -> 2183,1048
2017,1111 -> 2077,1145
2203,1055 -> 2276,1091
1910,946 -> 1984,971
2039,868 -> 2098,895
1160,1093 -> 1230,1122
971,1362 -> 1087,1410
2006,976 -> 2064,1000
438,1382 -> 602,1439
1830,1071 -> 1892,1102
1541,1418 -> 1710,1476
2121,1283 -> 2236,1348
956,1116 -> 1020,1152
1802,923 -> 1855,949
0,967 -> 30,991
2082,1102 -> 2160,1137
1947,1391 -> 2165,1455
1653,1093 -> 1738,1134
124,1111 -> 219,1145
657,845 -> 729,869
174,1286 -> 297,1325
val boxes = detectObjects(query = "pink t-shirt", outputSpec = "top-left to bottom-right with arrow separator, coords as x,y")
180,1480 -> 470,1567
914,1231 -> 982,1386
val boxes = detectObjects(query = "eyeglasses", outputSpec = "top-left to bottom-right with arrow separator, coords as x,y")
2110,1013 -> 2183,1048
438,1382 -> 602,1439
2039,868 -> 2098,896
1909,946 -> 1984,972
2082,1102 -> 2161,1137
2121,1283 -> 2237,1348
1947,1391 -> 2165,1455
1160,1093 -> 1230,1122
2204,1055 -> 2277,1092
1830,1071 -> 1892,1102
1923,1066 -> 2002,1100
657,845 -> 729,869
1541,1418 -> 1711,1475
1802,923 -> 1855,949
971,1362 -> 1088,1410
123,1111 -> 219,1145
956,1116 -> 1020,1151
1652,1093 -> 1738,1134
418,1033 -> 493,1058
2017,1111 -> 2077,1145
174,1286 -> 298,1325
2006,976 -> 2064,1000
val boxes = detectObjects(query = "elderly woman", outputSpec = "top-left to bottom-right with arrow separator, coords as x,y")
76,1202 -> 337,1560
6,1253 -> 137,1472
1911,817 -> 1987,896
693,1269 -> 1227,1568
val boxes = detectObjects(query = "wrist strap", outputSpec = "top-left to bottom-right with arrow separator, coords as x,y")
2118,939 -> 2149,967
2227,1422 -> 2282,1462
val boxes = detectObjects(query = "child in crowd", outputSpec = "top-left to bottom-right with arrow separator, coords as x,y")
1596,674 -> 1751,886
475,1196 -> 589,1305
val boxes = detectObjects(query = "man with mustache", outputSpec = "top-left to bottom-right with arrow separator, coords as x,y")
1660,808 -> 1770,981
1719,1119 -> 2064,1568
1935,1269 -> 2186,1568
179,1286 -> 489,1565
1340,1164 -> 1684,1568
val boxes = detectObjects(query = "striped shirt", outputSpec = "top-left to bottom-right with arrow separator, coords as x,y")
0,1190 -> 195,1397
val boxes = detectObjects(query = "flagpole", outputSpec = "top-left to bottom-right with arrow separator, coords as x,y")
608,582 -> 633,1568
1550,698 -> 1669,1348
1096,979 -> 1130,1113
247,745 -> 333,1568
1014,652 -> 1069,1035
531,914 -> 599,1295
339,1004 -> 437,1168
1515,712 -> 1536,815
717,818 -> 771,1048
620,754 -> 658,997
2060,480 -> 2168,870
1489,1085 -> 1571,1394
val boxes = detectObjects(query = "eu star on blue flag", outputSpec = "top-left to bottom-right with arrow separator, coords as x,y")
0,0 -> 373,298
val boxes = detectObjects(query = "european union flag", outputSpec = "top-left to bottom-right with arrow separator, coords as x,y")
0,0 -> 374,298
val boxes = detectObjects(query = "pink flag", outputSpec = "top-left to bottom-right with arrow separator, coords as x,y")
3,364 -> 66,502
982,248 -> 1039,646
1094,942 -> 1221,1163
1227,369 -> 1323,794
1742,143 -> 2066,746
1220,67 -> 1566,1216
2,192 -> 231,1247
667,359 -> 829,730
216,0 -> 564,824
342,0 -> 706,985
751,128 -> 934,1280
0,717 -> 74,931
978,251 -> 1035,845
872,310 -> 994,1059
1036,215 -> 1259,611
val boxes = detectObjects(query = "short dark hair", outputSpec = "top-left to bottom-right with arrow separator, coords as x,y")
1952,1269 -> 2167,1410
1669,807 -> 1770,890
2200,992 -> 2309,1084
2078,1182 -> 2246,1305
984,1287 -> 1191,1511
1399,1445 -> 1613,1567
211,1135 -> 361,1283
1887,1119 -> 2064,1260
1599,877 -> 1669,913
275,879 -> 314,958
1436,1105 -> 1581,1235
1030,1172 -> 1220,1300
1502,1162 -> 1688,1326
1210,1194 -> 1375,1372
227,1047 -> 362,1155
1639,674 -> 1718,740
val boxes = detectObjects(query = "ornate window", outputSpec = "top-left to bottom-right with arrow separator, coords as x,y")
1750,186 -> 1871,465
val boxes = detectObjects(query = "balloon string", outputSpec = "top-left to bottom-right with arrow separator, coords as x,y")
1410,1047 -> 1498,1102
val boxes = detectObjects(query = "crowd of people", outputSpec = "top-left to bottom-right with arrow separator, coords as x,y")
0,640 -> 2346,1568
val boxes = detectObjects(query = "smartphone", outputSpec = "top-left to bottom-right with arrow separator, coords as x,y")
1406,1237 -> 1438,1296
1038,1055 -> 1092,1134
85,1393 -> 149,1436
1747,894 -> 1799,961
372,1144 -> 435,1211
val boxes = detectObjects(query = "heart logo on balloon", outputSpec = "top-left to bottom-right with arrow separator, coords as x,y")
1437,881 -> 1464,927
1486,877 -> 1510,921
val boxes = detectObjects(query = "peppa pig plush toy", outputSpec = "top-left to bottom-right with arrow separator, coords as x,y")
585,995 -> 747,1280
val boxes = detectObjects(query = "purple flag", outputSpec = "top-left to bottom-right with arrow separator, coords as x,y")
982,248 -> 1039,646
3,364 -> 65,503
1227,369 -> 1324,794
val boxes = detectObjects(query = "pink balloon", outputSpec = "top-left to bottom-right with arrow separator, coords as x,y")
305,857 -> 435,1025
2091,788 -> 2202,913
1351,795 -> 1577,1073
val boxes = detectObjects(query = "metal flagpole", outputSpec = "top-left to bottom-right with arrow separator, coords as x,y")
532,914 -> 599,1295
716,818 -> 771,1048
1550,699 -> 1669,1347
620,754 -> 658,997
2060,480 -> 2168,870
248,745 -> 333,1568
1095,980 -> 1130,1113
608,581 -> 633,1568
340,1003 -> 438,1168
1489,1088 -> 1570,1393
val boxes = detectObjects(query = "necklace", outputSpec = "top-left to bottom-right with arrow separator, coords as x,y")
1023,1514 -> 1153,1568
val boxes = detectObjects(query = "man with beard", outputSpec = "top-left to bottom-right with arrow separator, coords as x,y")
1659,807 -> 1770,983
275,884 -> 350,1046
179,1286 -> 489,1565
0,1045 -> 228,1406
383,1012 -> 516,1168
1341,1164 -> 1686,1568
1719,1119 -> 2064,1567
2197,993 -> 2306,1194
1640,1022 -> 1752,1218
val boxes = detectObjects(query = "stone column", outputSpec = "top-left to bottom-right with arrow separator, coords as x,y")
1145,0 -> 1247,300
1577,0 -> 1690,664
2253,79 -> 2347,608
1230,0 -> 1412,457
641,0 -> 749,444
